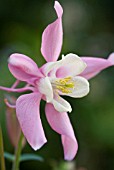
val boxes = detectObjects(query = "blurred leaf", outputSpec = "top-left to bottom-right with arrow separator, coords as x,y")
0,126 -> 6,170
4,152 -> 44,162
4,152 -> 14,162
20,154 -> 44,162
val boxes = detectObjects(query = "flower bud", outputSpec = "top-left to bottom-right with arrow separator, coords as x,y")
5,95 -> 26,148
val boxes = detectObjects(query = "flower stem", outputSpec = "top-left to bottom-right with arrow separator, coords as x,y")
0,86 -> 34,93
0,126 -> 6,170
12,132 -> 24,170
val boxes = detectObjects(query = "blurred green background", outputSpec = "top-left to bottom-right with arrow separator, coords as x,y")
0,0 -> 114,170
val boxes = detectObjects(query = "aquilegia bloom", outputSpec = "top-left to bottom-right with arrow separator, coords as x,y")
0,1 -> 114,160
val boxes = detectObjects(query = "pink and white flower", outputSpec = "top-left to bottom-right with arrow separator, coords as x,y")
0,1 -> 114,160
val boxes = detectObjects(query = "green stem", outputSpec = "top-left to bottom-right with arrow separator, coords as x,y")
12,132 -> 24,170
0,126 -> 6,170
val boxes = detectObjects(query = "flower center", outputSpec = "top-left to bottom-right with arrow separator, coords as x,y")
53,77 -> 75,94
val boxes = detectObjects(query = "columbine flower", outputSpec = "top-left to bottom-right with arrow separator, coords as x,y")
0,1 -> 114,160
0,1 -> 89,160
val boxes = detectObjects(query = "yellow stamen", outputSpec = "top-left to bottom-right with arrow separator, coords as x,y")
56,86 -> 72,93
54,77 -> 75,94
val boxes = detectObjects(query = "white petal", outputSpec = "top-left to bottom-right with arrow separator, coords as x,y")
37,77 -> 53,102
52,94 -> 72,113
41,62 -> 57,77
67,76 -> 90,98
56,53 -> 87,78
41,53 -> 87,78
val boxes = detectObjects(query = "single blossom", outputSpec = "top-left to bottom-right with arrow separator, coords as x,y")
0,1 -> 89,160
0,1 -> 114,160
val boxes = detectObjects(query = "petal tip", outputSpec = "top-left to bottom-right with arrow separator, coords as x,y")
68,107 -> 72,113
32,140 -> 47,151
64,151 -> 78,161
8,54 -> 17,65
8,53 -> 23,64
82,79 -> 90,97
64,139 -> 78,161
54,1 -> 63,17
108,52 -> 114,65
